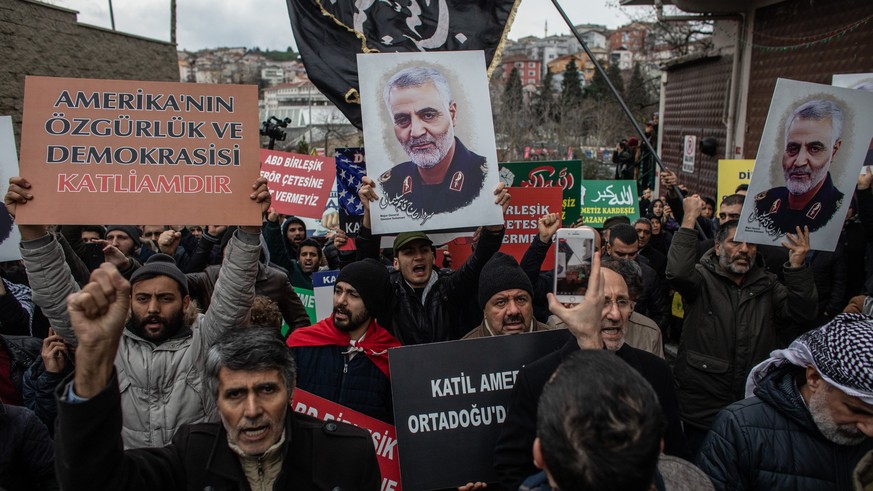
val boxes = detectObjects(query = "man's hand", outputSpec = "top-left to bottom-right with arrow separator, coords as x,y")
4,176 -> 48,240
358,175 -> 378,229
93,240 -> 128,268
681,194 -> 704,229
67,263 -> 131,398
332,229 -> 348,248
485,182 -> 511,232
240,177 -> 271,234
266,208 -> 281,223
158,229 -> 182,255
537,212 -> 561,243
660,168 -> 678,198
206,225 -> 228,238
782,225 -> 810,268
547,251 -> 605,350
859,167 -> 873,191
458,482 -> 487,491
41,329 -> 69,374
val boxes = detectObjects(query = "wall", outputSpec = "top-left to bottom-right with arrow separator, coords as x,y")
0,0 -> 179,149
661,54 -> 734,198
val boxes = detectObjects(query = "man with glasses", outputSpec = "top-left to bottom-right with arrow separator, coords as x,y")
494,254 -> 687,489
605,224 -> 669,332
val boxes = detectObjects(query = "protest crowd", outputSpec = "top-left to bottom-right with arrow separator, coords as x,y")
2,49 -> 873,491
2,152 -> 873,491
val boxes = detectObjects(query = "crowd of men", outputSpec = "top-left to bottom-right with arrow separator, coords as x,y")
1,77 -> 873,491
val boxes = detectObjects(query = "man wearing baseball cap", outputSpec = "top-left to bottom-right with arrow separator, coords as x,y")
353,175 -> 511,345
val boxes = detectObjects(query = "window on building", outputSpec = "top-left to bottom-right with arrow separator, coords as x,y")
528,62 -> 534,67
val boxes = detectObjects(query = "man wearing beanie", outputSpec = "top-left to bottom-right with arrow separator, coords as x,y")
5,175 -> 271,449
462,253 -> 552,339
288,259 -> 401,423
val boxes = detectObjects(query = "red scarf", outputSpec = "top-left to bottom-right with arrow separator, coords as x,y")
287,317 -> 401,378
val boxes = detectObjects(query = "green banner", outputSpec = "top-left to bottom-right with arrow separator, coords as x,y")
579,180 -> 640,227
283,286 -> 317,337
498,161 -> 582,226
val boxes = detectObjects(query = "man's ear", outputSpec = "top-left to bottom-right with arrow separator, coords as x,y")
533,437 -> 545,470
806,365 -> 824,392
183,294 -> 191,311
393,257 -> 399,270
449,101 -> 457,126
832,138 -> 842,158
714,240 -> 722,257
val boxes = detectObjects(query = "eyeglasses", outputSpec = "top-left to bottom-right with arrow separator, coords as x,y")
603,298 -> 634,311
718,212 -> 741,220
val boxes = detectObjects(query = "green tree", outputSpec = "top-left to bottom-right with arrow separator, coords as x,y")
606,62 -> 625,98
502,67 -> 524,115
533,69 -> 558,126
498,67 -> 527,161
295,137 -> 309,155
626,63 -> 653,122
560,60 -> 583,107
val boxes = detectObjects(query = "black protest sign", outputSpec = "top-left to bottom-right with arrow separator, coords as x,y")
389,329 -> 571,490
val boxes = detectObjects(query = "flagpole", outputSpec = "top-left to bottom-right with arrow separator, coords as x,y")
550,0 -> 695,222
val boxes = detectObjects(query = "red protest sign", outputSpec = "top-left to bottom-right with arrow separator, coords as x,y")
291,389 -> 401,491
500,186 -> 561,270
259,149 -> 335,218
17,76 -> 261,225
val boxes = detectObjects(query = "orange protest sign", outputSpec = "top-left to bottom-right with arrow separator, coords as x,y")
259,149 -> 335,219
16,76 -> 261,225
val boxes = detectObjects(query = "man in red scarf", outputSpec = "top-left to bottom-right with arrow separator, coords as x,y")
287,259 -> 400,423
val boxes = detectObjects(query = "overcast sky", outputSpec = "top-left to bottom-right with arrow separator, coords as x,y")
50,0 -> 641,52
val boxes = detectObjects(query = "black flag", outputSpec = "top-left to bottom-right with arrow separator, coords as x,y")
286,0 -> 520,129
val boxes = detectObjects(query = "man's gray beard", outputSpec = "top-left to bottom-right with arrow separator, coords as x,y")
719,253 -> 751,276
808,385 -> 866,446
784,163 -> 828,195
404,130 -> 454,169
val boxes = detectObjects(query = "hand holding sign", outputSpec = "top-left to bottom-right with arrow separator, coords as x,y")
859,167 -> 873,191
4,176 -> 47,240
547,251 -> 605,350
486,182 -> 511,232
782,225 -> 810,268
239,177 -> 271,234
359,175 -> 378,229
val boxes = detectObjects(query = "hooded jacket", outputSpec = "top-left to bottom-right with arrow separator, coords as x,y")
20,230 -> 261,448
666,226 -> 818,430
696,364 -> 873,490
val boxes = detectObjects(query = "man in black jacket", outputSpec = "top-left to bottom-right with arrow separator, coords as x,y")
697,314 -> 873,490
356,175 -> 511,344
494,252 -> 687,490
54,264 -> 380,490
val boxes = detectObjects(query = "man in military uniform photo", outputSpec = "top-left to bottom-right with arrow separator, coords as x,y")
378,66 -> 487,216
753,99 -> 845,236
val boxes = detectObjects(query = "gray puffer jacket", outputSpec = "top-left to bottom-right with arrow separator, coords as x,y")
666,227 -> 817,430
21,230 -> 260,448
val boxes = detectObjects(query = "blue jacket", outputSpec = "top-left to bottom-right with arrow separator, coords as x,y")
291,345 -> 393,423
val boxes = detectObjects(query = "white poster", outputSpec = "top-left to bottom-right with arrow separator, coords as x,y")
682,135 -> 696,174
832,73 -> 873,170
357,51 -> 503,235
0,116 -> 22,261
735,79 -> 873,252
